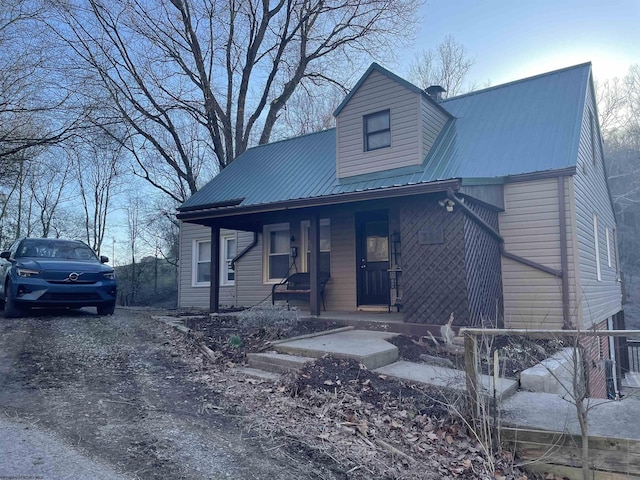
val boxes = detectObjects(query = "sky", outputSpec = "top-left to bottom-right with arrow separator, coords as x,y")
397,0 -> 640,87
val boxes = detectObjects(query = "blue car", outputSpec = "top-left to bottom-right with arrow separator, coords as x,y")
0,238 -> 117,318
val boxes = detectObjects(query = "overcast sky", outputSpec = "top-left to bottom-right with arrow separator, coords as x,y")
397,0 -> 639,86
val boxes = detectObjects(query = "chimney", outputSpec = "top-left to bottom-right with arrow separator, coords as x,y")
425,85 -> 446,102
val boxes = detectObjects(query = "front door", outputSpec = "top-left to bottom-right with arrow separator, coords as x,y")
356,210 -> 390,306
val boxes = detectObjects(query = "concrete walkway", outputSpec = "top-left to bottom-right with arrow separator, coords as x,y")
273,329 -> 518,399
274,329 -> 400,369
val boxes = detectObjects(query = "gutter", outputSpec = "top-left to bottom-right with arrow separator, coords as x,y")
447,189 -> 562,277
177,179 -> 462,223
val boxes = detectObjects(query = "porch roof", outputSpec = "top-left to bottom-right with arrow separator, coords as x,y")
178,63 -> 591,219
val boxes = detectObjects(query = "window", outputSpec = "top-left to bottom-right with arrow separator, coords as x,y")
193,239 -> 211,286
301,219 -> 331,274
606,227 -> 612,268
264,223 -> 290,282
593,213 -> 601,281
364,110 -> 391,151
220,234 -> 237,285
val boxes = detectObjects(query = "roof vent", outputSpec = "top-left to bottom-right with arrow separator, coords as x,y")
425,85 -> 446,102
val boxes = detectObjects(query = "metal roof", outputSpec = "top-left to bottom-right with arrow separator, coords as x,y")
179,63 -> 591,214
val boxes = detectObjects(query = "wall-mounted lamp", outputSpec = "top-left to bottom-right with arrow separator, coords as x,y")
290,235 -> 296,242
438,199 -> 455,212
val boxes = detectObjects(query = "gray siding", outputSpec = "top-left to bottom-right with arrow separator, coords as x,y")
324,210 -> 357,310
499,177 -> 580,329
336,70 -> 422,178
178,222 -> 253,309
420,95 -> 449,160
573,83 -> 622,327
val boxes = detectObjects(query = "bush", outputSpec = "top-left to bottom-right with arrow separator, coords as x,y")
238,304 -> 300,329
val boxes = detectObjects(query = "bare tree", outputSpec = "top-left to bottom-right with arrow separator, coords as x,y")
408,35 -> 475,97
49,0 -> 421,203
70,128 -> 124,255
0,0 -> 80,160
27,153 -> 73,238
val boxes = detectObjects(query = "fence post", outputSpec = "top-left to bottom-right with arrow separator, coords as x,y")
464,331 -> 479,423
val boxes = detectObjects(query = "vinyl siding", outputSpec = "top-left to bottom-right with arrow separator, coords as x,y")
572,83 -> 622,327
500,177 -> 580,329
420,95 -> 450,159
336,70 -> 422,178
178,222 -> 255,309
324,210 -> 357,310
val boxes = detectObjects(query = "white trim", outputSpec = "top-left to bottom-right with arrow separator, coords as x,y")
606,227 -> 612,268
192,238 -> 211,287
220,233 -> 237,286
263,223 -> 290,284
300,218 -> 331,272
593,213 -> 601,281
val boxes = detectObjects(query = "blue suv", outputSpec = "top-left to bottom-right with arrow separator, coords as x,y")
0,238 -> 117,318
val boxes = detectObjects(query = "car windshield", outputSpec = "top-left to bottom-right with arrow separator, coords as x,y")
16,240 -> 98,261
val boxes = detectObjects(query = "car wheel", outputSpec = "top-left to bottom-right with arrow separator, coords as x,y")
3,280 -> 24,318
97,301 -> 116,316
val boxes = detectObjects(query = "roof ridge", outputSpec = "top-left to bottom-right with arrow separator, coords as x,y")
441,62 -> 592,103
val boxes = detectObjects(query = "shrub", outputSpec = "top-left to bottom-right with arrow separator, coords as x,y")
238,304 -> 300,329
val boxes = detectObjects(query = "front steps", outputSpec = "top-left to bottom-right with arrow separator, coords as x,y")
247,352 -> 315,374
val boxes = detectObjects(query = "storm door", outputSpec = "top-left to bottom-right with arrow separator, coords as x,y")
356,210 -> 390,306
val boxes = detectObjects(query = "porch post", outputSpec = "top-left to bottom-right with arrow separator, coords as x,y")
209,225 -> 220,313
309,213 -> 321,316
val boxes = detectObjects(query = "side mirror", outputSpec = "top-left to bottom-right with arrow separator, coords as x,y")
0,251 -> 10,260
100,256 -> 109,264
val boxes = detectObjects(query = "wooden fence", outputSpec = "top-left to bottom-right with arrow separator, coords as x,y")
460,327 -> 640,479
502,427 -> 640,479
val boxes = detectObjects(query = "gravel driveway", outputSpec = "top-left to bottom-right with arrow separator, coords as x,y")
0,308 -> 329,479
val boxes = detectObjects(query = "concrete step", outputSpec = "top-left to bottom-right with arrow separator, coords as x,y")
622,371 -> 640,388
273,329 -> 399,370
235,367 -> 281,382
247,352 -> 315,374
374,360 -> 519,401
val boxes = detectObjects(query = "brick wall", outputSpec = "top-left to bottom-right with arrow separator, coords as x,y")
580,319 -> 610,399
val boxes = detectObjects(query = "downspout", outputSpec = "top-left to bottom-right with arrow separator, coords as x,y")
230,232 -> 258,308
231,232 -> 258,270
558,177 -> 572,329
447,189 -> 569,324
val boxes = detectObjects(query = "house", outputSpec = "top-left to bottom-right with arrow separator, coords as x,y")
176,63 -> 622,346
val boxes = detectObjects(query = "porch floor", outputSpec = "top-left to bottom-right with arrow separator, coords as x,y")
298,309 -> 439,336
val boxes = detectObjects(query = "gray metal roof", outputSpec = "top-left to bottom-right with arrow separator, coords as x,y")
179,63 -> 591,213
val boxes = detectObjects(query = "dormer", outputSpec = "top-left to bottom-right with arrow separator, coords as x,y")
333,63 -> 452,179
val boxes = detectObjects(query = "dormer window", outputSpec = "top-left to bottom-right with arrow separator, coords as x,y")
364,110 -> 391,151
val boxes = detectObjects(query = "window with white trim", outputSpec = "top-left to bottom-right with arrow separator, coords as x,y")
364,110 -> 391,151
264,223 -> 290,282
193,239 -> 211,286
606,227 -> 612,268
593,213 -> 601,281
220,234 -> 237,285
301,219 -> 331,274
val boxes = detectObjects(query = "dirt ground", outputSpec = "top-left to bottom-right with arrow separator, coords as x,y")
0,308 -> 347,479
0,307 -> 553,479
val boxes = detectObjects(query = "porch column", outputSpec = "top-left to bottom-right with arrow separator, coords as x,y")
309,213 -> 321,316
209,225 -> 220,313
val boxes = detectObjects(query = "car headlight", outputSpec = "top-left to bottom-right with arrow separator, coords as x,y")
16,268 -> 40,278
103,271 -> 116,280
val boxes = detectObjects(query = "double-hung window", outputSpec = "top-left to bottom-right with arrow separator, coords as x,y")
264,223 -> 290,282
364,110 -> 391,151
220,234 -> 237,285
193,239 -> 211,286
301,219 -> 331,274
